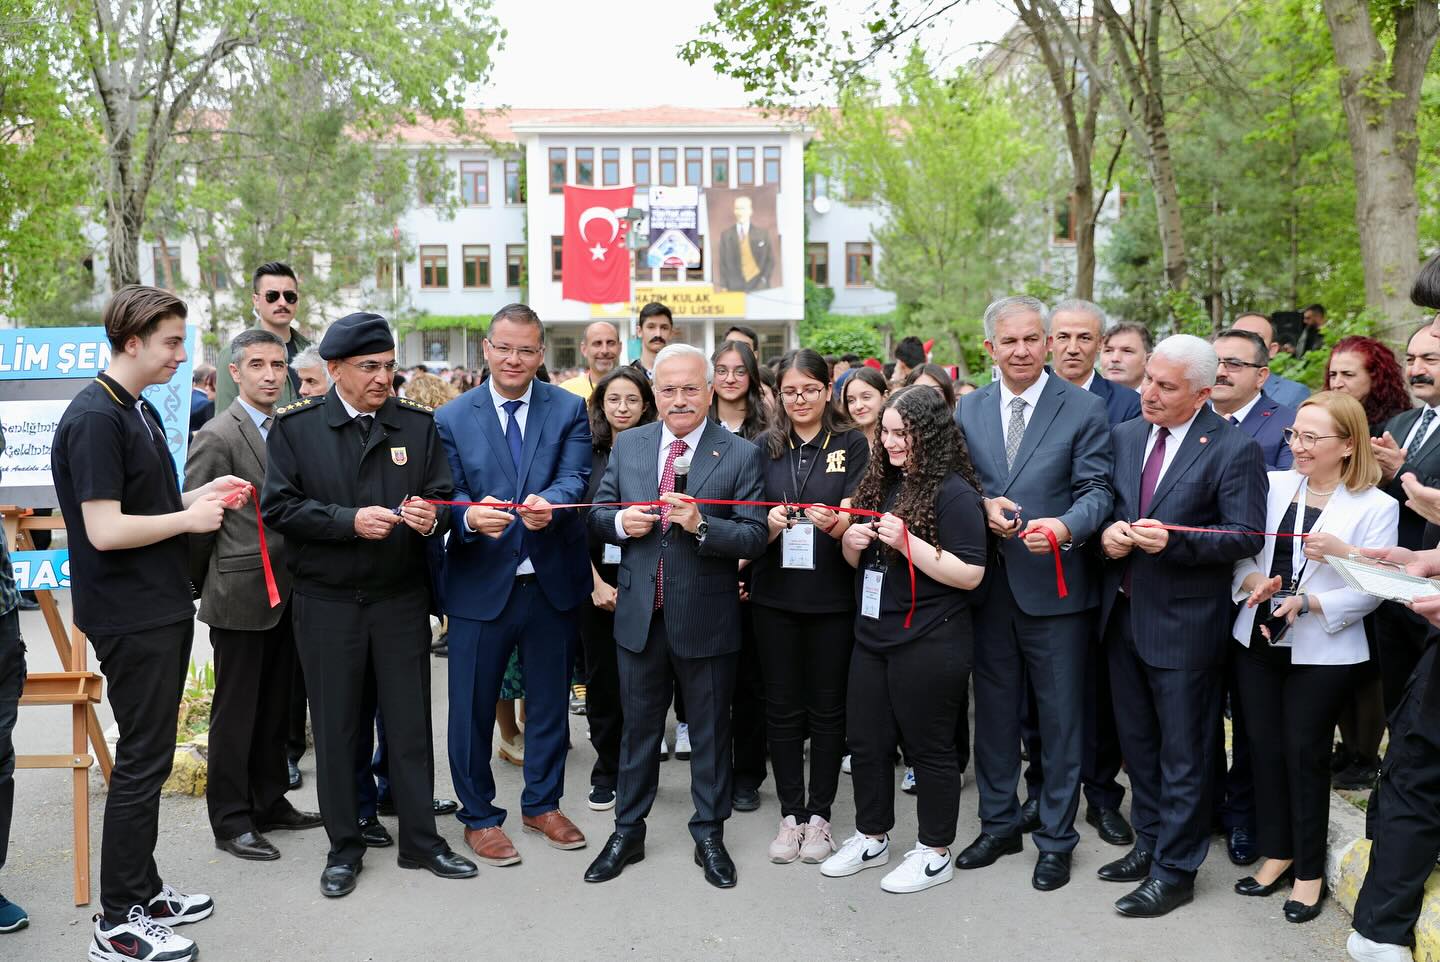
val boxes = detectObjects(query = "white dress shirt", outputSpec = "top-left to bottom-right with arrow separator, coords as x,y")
1143,407 -> 1202,489
461,380 -> 536,574
1212,392 -> 1261,427
614,420 -> 710,540
1078,371 -> 1096,392
998,370 -> 1049,451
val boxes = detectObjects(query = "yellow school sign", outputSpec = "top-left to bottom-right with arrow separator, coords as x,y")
591,285 -> 746,319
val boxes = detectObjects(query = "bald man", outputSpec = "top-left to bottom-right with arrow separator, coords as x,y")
560,322 -> 621,400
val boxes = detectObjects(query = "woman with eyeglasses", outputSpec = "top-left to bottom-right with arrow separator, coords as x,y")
822,386 -> 987,894
1231,392 -> 1398,924
748,350 -> 869,865
842,367 -> 890,445
711,340 -> 768,440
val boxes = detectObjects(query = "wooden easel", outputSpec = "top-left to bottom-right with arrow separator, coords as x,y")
2,507 -> 111,906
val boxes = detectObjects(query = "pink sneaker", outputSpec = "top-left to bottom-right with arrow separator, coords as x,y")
799,815 -> 835,863
768,815 -> 804,863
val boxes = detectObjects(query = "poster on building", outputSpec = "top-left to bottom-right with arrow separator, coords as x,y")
707,183 -> 781,293
647,185 -> 701,269
591,284 -> 747,320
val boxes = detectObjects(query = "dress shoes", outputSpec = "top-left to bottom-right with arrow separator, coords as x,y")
215,831 -> 280,861
16,594 -> 39,611
358,816 -> 393,848
584,832 -> 645,883
377,797 -> 459,817
464,826 -> 521,866
1085,806 -> 1135,847
694,837 -> 738,889
732,788 -> 761,812
954,832 -> 1022,870
397,848 -> 478,879
259,806 -> 323,832
1019,797 -> 1041,834
1097,846 -> 1153,882
522,809 -> 587,850
320,862 -> 361,898
1114,877 -> 1194,918
1227,826 -> 1258,865
287,760 -> 303,792
1283,882 -> 1327,923
1234,865 -> 1293,897
1032,852 -> 1072,891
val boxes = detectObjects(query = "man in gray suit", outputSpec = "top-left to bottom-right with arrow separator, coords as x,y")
187,330 -> 321,861
954,296 -> 1114,893
583,343 -> 767,889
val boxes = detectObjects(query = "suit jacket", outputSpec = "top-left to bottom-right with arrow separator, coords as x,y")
589,420 -> 767,658
1380,405 -> 1440,549
185,400 -> 291,630
716,224 -> 775,292
1100,406 -> 1268,669
1262,372 -> 1310,410
434,378 -> 593,621
1087,374 -> 1142,426
958,375 -> 1114,615
1228,395 -> 1296,470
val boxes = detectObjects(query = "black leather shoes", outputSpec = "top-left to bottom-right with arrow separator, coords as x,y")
731,788 -> 761,812
397,848 -> 477,879
1032,852 -> 1072,891
287,760 -> 302,792
1085,807 -> 1135,846
1283,882 -> 1327,923
377,797 -> 460,817
1097,846 -> 1153,882
358,816 -> 393,848
1115,877 -> 1194,917
259,807 -> 323,832
1235,865 -> 1294,897
1019,798 -> 1041,834
1227,827 -> 1258,865
954,832 -> 1023,870
320,862 -> 361,898
215,831 -> 280,861
694,837 -> 737,889
584,832 -> 645,883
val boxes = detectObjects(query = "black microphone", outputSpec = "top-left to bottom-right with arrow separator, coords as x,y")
672,453 -> 692,495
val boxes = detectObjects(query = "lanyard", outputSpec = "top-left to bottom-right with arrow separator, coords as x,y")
787,431 -> 828,503
1288,477 -> 1327,589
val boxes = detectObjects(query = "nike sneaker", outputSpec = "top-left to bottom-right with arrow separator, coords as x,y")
89,907 -> 196,962
820,832 -> 890,877
146,884 -> 213,926
880,842 -> 953,894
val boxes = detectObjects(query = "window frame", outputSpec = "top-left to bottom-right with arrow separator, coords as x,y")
461,244 -> 491,289
152,244 -> 182,290
601,147 -> 620,186
632,147 -> 651,187
460,159 -> 489,206
684,147 -> 703,186
420,244 -> 449,289
575,147 -> 595,187
504,158 -> 525,204
806,242 -> 829,287
710,147 -> 730,188
505,244 -> 526,288
658,147 -> 677,187
548,147 -> 567,194
763,146 -> 781,185
736,147 -> 755,187
550,235 -> 563,282
845,242 -> 874,288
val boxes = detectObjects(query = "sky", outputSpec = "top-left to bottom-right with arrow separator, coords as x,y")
476,0 -> 1022,110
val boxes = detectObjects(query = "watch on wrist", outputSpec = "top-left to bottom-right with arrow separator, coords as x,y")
695,519 -> 709,540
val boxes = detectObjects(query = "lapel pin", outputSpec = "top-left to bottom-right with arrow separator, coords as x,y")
711,450 -> 720,458
1199,436 -> 1209,444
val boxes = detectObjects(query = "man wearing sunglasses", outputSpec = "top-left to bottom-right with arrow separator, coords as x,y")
215,262 -> 313,414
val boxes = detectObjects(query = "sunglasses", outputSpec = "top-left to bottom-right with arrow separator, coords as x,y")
262,290 -> 298,304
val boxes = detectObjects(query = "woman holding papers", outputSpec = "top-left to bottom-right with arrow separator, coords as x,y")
1232,391 -> 1399,923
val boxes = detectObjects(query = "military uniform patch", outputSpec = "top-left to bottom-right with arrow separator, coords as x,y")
391,447 -> 408,465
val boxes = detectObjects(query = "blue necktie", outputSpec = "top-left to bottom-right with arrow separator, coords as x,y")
502,399 -> 524,474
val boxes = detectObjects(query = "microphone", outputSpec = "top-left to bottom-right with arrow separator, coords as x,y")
672,453 -> 692,495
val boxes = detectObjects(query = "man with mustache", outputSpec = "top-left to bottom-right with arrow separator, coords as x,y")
215,262 -> 313,413
629,302 -> 674,379
1209,329 -> 1295,470
560,321 -> 621,400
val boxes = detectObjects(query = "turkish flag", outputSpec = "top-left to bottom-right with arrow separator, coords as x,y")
562,185 -> 634,304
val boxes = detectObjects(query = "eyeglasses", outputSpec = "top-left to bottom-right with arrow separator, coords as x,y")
714,365 -> 748,381
261,290 -> 298,304
486,341 -> 543,361
780,386 -> 825,404
1216,357 -> 1265,371
1282,427 -> 1343,449
656,385 -> 705,400
343,359 -> 398,375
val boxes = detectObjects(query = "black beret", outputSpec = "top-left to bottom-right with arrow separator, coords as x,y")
319,312 -> 394,360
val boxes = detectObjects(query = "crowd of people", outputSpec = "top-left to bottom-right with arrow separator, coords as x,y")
0,258 -> 1438,962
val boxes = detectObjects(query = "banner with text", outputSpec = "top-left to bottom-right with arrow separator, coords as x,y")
591,285 -> 746,320
11,550 -> 70,592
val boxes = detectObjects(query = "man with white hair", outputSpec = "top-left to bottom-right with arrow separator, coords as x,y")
290,345 -> 329,400
1097,334 -> 1267,918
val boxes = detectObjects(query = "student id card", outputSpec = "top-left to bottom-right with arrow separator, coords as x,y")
861,566 -> 884,619
782,521 -> 816,570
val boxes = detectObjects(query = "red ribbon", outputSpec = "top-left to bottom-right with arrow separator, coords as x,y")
228,484 -> 282,609
1021,525 -> 1067,599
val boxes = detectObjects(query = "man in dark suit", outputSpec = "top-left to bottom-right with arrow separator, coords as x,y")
583,343 -> 767,888
715,196 -> 775,292
1097,334 -> 1267,918
187,330 -> 322,862
1211,329 -> 1296,470
1231,312 -> 1311,410
954,296 -> 1114,893
189,364 -> 216,438
433,303 -> 593,868
1049,299 -> 1142,427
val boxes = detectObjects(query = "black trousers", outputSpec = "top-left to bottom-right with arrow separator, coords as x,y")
616,617 -> 737,842
0,610 -> 23,875
1353,642 -> 1440,947
90,619 -> 193,922
752,605 -> 853,822
1375,601 -> 1430,716
1213,646 -> 1257,834
1231,642 -> 1354,879
286,657 -> 307,766
732,604 -> 768,793
581,602 -> 623,789
849,626 -> 970,848
292,589 -> 442,866
207,614 -> 298,839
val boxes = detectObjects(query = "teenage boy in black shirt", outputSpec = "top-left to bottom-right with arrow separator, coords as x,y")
52,285 -> 248,962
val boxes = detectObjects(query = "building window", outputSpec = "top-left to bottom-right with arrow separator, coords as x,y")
602,147 -> 620,186
633,148 -> 651,187
845,243 -> 874,287
504,159 -> 524,204
685,147 -> 703,186
576,147 -> 594,186
763,146 -> 781,185
711,148 -> 729,188
460,160 -> 489,206
376,256 -> 404,289
1053,193 -> 1078,244
549,147 -> 567,194
152,244 -> 181,289
658,147 -> 677,187
201,255 -> 230,290
737,147 -> 755,186
506,245 -> 526,288
686,235 -> 705,282
550,236 -> 563,282
806,243 -> 829,286
462,244 -> 491,289
420,245 -> 449,289
632,249 -> 650,282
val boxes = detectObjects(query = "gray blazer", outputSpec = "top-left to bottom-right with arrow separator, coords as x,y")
185,399 -> 291,630
589,420 -> 767,658
957,374 -> 1114,615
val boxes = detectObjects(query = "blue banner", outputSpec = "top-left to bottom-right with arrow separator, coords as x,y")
11,549 -> 69,592
0,327 -> 112,380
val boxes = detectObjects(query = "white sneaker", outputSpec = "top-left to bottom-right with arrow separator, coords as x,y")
901,767 -> 917,794
658,735 -> 669,760
768,815 -> 804,863
799,815 -> 835,863
820,832 -> 890,877
1347,931 -> 1415,962
880,842 -> 953,894
674,722 -> 692,760
89,907 -> 196,962
841,754 -> 852,774
145,884 -> 213,926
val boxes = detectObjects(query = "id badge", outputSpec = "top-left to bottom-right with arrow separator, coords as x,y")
602,543 -> 622,566
861,567 -> 884,620
782,521 -> 816,570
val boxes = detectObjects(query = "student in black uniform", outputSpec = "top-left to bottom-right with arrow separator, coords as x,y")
750,349 -> 868,866
821,386 -> 988,895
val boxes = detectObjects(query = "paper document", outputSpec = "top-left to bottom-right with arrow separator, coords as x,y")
1329,554 -> 1440,603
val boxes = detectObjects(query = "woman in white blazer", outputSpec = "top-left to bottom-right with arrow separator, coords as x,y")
1231,391 -> 1399,924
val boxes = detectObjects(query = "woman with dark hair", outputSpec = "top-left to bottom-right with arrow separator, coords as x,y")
1326,336 -> 1412,436
842,367 -> 891,445
821,386 -> 988,894
710,340 -> 768,440
749,350 -> 870,865
579,367 -> 657,810
903,363 -> 957,411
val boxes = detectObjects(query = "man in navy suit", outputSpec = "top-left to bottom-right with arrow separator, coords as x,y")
1097,334 -> 1266,918
434,304 -> 593,868
1050,299 -> 1142,427
1231,312 -> 1311,410
1211,329 -> 1296,470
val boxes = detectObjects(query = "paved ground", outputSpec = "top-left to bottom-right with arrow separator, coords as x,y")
6,602 -> 1354,961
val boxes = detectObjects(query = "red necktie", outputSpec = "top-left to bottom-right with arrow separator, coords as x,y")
655,438 -> 688,609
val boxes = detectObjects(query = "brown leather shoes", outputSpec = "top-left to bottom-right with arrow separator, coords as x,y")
522,810 -> 587,850
464,826 -> 521,866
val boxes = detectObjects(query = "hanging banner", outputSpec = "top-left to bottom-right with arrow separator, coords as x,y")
591,284 -> 746,320
647,185 -> 701,269
708,183 -> 781,293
